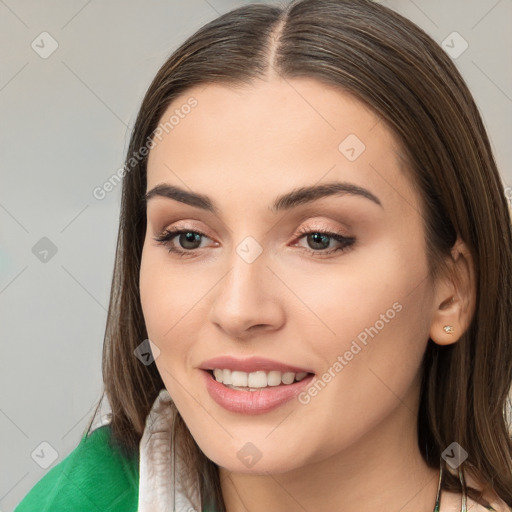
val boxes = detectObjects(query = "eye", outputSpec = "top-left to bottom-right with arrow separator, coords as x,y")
153,227 -> 213,257
294,225 -> 356,256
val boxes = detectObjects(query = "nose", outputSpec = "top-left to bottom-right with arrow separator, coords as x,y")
208,246 -> 286,340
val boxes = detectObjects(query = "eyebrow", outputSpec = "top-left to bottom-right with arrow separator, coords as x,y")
144,181 -> 382,214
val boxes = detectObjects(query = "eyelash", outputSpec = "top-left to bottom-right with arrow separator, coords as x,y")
153,225 -> 356,258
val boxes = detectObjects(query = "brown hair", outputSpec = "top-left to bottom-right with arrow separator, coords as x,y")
86,0 -> 512,508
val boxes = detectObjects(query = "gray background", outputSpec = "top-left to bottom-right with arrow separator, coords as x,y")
1,0 -> 510,510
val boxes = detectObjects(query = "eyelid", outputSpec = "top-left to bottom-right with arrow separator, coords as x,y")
295,219 -> 349,234
156,219 -> 213,236
157,219 -> 348,242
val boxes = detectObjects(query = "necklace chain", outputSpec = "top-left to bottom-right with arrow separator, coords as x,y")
433,460 -> 467,512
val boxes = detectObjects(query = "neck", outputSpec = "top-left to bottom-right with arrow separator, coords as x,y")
219,384 -> 440,512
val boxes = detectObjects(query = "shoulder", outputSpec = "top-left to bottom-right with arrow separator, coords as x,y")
14,424 -> 139,512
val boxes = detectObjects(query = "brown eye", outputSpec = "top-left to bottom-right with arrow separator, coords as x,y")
295,226 -> 356,256
154,228 -> 211,256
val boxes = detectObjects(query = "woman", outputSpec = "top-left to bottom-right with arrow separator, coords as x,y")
15,0 -> 512,510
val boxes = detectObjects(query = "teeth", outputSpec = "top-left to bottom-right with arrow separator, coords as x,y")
211,369 -> 310,388
222,368 -> 232,385
282,372 -> 295,385
231,371 -> 248,387
248,371 -> 266,388
267,370 -> 282,386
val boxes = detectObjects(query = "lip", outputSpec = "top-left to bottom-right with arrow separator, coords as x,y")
198,355 -> 313,374
200,369 -> 315,414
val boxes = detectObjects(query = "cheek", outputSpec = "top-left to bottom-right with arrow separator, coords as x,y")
292,235 -> 433,417
139,248 -> 200,405
291,234 -> 430,345
139,245 -> 200,343
290,233 -> 433,397
139,247 -> 167,339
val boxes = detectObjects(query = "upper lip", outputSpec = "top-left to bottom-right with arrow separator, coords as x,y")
199,356 -> 314,374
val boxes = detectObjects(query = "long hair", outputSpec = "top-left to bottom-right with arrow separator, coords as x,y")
86,0 -> 512,509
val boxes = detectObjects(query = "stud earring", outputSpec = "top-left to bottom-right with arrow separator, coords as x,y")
443,325 -> 454,334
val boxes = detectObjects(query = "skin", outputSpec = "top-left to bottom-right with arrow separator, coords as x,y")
139,77 -> 475,512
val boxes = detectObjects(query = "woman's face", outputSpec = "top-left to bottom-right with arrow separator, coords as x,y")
140,77 -> 437,473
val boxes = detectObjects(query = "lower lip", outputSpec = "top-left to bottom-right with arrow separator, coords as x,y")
201,370 -> 315,414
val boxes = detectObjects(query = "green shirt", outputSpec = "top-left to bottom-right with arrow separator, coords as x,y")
14,425 -> 140,511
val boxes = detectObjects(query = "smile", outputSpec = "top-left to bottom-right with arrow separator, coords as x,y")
201,369 -> 315,414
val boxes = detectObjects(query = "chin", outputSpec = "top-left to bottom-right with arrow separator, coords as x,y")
197,440 -> 311,476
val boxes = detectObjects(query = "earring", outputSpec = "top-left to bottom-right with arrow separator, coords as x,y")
443,325 -> 454,334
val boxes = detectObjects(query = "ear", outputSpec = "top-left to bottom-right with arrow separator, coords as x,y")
429,237 -> 476,346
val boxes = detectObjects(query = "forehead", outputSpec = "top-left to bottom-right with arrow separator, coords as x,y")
146,77 -> 420,218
